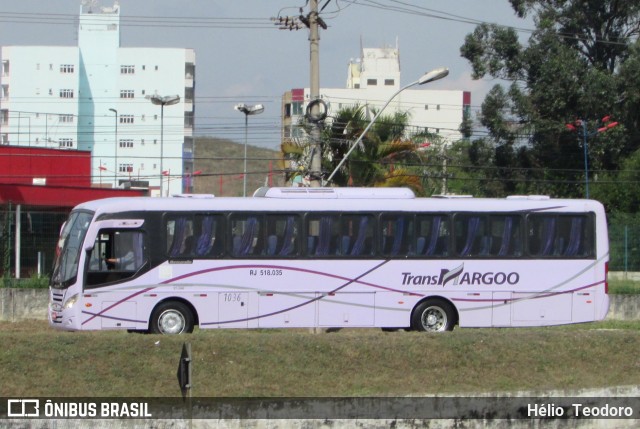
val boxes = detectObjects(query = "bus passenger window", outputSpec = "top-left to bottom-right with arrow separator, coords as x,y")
381,215 -> 414,257
454,215 -> 487,257
341,214 -> 374,256
194,214 -> 224,257
230,215 -> 262,257
265,215 -> 299,257
166,216 -> 194,257
416,215 -> 449,257
490,215 -> 522,257
306,215 -> 339,256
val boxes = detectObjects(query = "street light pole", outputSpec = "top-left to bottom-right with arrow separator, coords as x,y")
566,116 -> 618,199
581,120 -> 590,198
234,103 -> 264,197
147,94 -> 180,197
108,108 -> 118,188
323,67 -> 450,186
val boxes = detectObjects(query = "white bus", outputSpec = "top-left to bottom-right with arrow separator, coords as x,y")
49,187 -> 609,334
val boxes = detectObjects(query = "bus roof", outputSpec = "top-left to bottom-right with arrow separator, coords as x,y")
72,188 -> 604,216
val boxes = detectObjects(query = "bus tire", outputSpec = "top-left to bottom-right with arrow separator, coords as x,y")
150,301 -> 194,335
411,299 -> 455,332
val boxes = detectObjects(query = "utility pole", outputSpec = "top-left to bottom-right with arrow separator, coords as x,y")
308,0 -> 322,186
273,1 -> 328,187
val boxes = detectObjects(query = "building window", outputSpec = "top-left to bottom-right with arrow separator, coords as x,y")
384,79 -> 394,86
425,105 -> 429,110
107,24 -> 117,31
155,65 -> 159,71
59,138 -> 73,148
119,163 -> 133,173
60,64 -> 74,73
292,102 -> 303,116
119,139 -> 134,148
367,79 -> 377,86
120,90 -> 135,99
59,89 -> 74,98
120,65 -> 135,74
119,115 -> 134,124
59,114 -> 74,123
437,105 -> 441,111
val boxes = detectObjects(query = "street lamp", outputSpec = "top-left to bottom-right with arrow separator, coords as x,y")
566,116 -> 618,198
147,94 -> 180,197
323,67 -> 449,186
234,103 -> 265,197
108,108 -> 118,188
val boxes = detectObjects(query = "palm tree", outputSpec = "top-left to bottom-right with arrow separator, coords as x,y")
281,105 -> 430,195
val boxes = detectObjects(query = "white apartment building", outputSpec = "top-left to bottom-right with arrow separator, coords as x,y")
0,2 -> 195,196
283,46 -> 470,145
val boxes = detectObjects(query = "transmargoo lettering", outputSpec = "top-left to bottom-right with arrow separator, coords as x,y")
401,266 -> 520,287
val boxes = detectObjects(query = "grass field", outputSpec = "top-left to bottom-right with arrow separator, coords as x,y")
1,320 -> 639,398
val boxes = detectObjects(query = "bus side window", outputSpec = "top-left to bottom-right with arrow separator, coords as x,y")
341,214 -> 374,256
416,215 -> 449,257
230,215 -> 262,257
193,214 -> 224,257
491,215 -> 522,257
381,215 -> 414,257
265,214 -> 299,257
455,215 -> 487,257
166,216 -> 194,258
528,215 -> 556,257
306,215 -> 339,256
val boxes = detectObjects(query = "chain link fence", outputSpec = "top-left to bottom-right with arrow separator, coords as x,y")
1,204 -> 69,283
609,220 -> 640,272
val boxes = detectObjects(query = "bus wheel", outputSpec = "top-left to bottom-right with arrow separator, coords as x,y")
411,299 -> 455,332
150,301 -> 194,335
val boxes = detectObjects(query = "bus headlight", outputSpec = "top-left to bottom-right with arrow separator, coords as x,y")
63,294 -> 79,310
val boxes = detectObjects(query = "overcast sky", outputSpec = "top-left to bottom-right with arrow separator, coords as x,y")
0,0 -> 533,149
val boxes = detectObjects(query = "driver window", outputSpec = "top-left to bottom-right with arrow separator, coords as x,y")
86,229 -> 147,287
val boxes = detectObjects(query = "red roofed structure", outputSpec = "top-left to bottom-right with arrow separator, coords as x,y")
0,146 -> 147,278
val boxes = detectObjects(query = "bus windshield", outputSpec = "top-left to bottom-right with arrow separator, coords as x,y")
50,211 -> 94,289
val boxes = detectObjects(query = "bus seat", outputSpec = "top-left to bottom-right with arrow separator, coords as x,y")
307,236 -> 316,255
479,236 -> 492,256
416,237 -> 426,255
341,236 -> 351,255
266,235 -> 278,255
232,235 -> 242,255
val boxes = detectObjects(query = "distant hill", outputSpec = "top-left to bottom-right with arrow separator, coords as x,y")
193,137 -> 285,196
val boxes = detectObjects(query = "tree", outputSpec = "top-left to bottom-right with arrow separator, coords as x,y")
282,105 -> 429,194
460,0 -> 640,198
